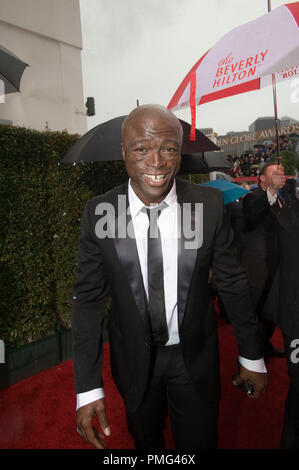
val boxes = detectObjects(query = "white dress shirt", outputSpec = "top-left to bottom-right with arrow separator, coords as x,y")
76,180 -> 266,410
266,187 -> 283,207
129,178 -> 179,345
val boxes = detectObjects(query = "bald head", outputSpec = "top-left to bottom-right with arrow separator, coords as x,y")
121,104 -> 183,144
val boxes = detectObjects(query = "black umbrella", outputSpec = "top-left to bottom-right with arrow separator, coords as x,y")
178,151 -> 232,174
61,115 -> 219,163
0,45 -> 29,95
180,120 -> 219,154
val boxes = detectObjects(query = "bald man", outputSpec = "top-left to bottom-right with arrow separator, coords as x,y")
72,104 -> 267,449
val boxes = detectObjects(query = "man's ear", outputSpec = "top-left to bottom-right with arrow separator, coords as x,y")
121,143 -> 126,161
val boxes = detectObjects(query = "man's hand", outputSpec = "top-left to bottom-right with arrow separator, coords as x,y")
76,398 -> 110,449
232,365 -> 267,400
268,166 -> 286,195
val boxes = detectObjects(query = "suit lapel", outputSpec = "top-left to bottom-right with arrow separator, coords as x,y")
110,183 -> 151,336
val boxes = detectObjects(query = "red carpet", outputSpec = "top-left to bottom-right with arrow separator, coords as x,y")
0,316 -> 288,449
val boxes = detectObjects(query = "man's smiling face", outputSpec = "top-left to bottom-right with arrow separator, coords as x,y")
121,105 -> 182,206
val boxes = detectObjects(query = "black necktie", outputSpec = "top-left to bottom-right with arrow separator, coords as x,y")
145,203 -> 169,346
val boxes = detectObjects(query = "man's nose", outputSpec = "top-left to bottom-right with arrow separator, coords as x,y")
146,151 -> 164,169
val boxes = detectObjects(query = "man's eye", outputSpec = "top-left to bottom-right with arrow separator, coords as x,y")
134,147 -> 147,152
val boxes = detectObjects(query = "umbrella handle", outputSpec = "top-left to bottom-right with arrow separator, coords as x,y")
189,72 -> 197,142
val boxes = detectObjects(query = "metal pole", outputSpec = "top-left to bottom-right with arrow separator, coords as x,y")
267,0 -> 281,164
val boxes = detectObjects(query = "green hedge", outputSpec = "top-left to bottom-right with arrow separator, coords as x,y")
0,125 -> 127,348
0,124 -> 208,349
280,150 -> 297,175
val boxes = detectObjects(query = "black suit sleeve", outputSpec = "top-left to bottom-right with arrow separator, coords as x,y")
72,199 -> 110,394
243,189 -> 271,228
211,192 -> 262,360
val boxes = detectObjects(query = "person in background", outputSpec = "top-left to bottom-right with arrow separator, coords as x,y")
241,162 -> 286,360
281,177 -> 297,203
262,199 -> 299,448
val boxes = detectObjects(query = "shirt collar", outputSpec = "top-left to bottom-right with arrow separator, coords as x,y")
128,179 -> 177,220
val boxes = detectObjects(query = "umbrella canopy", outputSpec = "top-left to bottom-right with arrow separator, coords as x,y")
179,120 -> 219,154
0,45 -> 29,95
213,171 -> 233,182
61,115 -> 219,163
200,179 -> 249,205
179,151 -> 232,174
167,3 -> 299,139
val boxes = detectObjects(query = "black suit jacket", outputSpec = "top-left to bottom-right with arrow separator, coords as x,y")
225,201 -> 245,260
263,199 -> 299,338
72,178 -> 261,413
241,188 -> 282,310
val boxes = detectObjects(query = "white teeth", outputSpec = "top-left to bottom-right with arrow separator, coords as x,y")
144,174 -> 165,181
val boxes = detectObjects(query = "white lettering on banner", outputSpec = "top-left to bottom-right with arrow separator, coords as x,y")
213,50 -> 269,89
217,123 -> 299,147
217,138 -> 229,146
259,128 -> 276,139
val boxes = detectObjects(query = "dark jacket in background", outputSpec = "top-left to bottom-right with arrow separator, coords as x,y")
263,199 -> 299,338
225,201 -> 245,260
263,198 -> 299,449
241,188 -> 282,312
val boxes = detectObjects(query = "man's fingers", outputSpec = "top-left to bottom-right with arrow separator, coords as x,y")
252,382 -> 267,400
252,390 -> 262,400
232,375 -> 255,398
79,422 -> 105,449
96,406 -> 111,437
232,368 -> 267,400
76,399 -> 109,449
252,388 -> 264,400
232,373 -> 243,387
87,425 -> 106,449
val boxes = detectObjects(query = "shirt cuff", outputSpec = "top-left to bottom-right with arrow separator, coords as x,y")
266,188 -> 277,206
76,388 -> 105,410
239,356 -> 267,373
